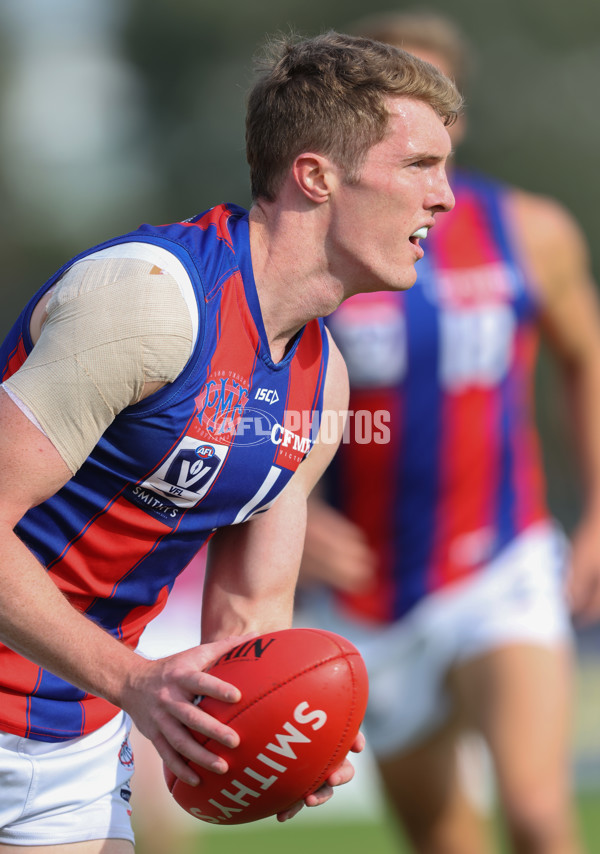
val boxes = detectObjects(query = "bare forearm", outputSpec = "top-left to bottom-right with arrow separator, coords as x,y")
201,492 -> 306,642
201,551 -> 297,642
201,575 -> 294,642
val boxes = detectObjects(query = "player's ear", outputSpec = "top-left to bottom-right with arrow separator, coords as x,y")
291,153 -> 335,204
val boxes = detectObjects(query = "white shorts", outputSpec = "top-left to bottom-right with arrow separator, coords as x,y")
297,521 -> 573,758
0,711 -> 135,846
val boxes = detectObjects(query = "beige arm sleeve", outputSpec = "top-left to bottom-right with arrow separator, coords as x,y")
3,257 -> 194,473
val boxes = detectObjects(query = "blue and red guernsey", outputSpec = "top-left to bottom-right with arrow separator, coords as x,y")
327,170 -> 548,623
0,204 -> 328,741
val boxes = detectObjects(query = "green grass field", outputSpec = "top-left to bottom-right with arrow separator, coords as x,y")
198,791 -> 600,854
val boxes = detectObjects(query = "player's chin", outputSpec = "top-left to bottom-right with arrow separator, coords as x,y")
387,267 -> 418,292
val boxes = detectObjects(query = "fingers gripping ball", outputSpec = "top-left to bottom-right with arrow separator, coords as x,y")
164,628 -> 368,825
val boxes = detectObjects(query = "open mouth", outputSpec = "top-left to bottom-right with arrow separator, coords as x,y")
409,226 -> 429,246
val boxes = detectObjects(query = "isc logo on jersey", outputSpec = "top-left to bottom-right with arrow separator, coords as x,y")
255,388 -> 279,405
140,438 -> 228,508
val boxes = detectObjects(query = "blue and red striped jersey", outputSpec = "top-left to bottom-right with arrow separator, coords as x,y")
326,170 -> 548,622
0,203 -> 329,741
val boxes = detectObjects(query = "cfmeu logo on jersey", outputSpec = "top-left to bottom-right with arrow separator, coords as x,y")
141,438 -> 228,509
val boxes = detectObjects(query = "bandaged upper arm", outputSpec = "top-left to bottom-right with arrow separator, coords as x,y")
3,257 -> 194,473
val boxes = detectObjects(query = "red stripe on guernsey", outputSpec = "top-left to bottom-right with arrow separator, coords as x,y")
200,268 -> 260,365
0,653 -> 120,741
510,326 -> 547,529
181,205 -> 234,251
192,271 -> 258,445
433,188 -> 502,300
2,336 -> 28,380
338,389 -> 402,622
232,271 -> 261,353
47,495 -> 175,614
426,186 -> 505,589
0,648 -> 41,701
273,321 -> 325,471
428,387 -> 501,590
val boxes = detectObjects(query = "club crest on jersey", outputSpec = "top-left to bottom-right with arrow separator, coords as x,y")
139,438 -> 228,508
196,375 -> 249,443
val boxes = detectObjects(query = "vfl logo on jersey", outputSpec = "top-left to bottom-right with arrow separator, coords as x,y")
141,438 -> 228,508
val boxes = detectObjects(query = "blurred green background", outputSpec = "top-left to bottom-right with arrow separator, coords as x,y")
0,0 -> 599,845
198,792 -> 600,853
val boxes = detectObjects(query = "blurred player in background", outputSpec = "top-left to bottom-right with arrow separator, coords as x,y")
301,10 -> 600,854
0,31 -> 460,851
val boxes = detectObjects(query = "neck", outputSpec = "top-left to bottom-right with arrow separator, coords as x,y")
248,202 -> 343,362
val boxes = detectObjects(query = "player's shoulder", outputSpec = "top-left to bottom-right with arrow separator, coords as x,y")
48,254 -> 194,339
508,186 -> 586,255
54,255 -> 181,304
506,185 -> 591,303
457,166 -> 580,244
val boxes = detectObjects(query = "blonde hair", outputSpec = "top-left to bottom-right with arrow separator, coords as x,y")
246,30 -> 462,201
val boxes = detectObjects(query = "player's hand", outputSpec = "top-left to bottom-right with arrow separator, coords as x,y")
566,517 -> 600,623
276,730 -> 366,822
121,633 -> 257,786
301,498 -> 376,594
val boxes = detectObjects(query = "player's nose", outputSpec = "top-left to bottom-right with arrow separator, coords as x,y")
428,169 -> 454,214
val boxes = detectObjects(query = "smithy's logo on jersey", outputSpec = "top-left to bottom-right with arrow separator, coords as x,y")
139,438 -> 228,508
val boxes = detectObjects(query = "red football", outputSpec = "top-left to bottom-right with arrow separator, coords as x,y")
164,627 -> 368,825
